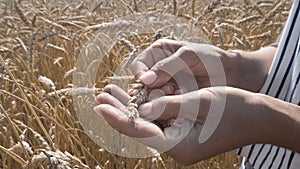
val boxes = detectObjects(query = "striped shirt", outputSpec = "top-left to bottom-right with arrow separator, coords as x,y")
237,0 -> 300,168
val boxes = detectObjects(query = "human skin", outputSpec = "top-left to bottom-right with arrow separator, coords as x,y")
94,40 -> 300,165
131,39 -> 275,92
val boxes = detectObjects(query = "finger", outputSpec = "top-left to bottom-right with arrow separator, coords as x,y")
139,91 -> 202,122
130,47 -> 172,78
139,46 -> 200,88
147,82 -> 176,100
95,92 -> 125,110
138,95 -> 181,121
94,104 -> 165,139
130,39 -> 183,78
159,82 -> 175,95
128,84 -> 175,99
103,84 -> 130,105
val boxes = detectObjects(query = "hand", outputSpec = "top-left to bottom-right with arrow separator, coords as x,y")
94,84 -> 266,165
131,39 -> 275,93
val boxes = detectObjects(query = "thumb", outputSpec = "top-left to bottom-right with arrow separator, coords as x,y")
139,46 -> 199,88
138,95 -> 180,121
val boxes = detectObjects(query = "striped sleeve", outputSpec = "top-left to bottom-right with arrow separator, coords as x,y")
237,0 -> 300,169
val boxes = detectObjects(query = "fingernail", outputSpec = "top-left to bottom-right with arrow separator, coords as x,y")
161,85 -> 174,94
148,89 -> 164,101
127,88 -> 134,95
128,89 -> 139,96
139,71 -> 157,85
138,102 -> 152,117
93,106 -> 103,117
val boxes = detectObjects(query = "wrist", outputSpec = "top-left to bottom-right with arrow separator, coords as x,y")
219,50 -> 240,89
225,47 -> 275,92
226,89 -> 268,144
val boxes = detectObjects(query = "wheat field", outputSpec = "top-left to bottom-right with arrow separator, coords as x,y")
0,0 -> 292,168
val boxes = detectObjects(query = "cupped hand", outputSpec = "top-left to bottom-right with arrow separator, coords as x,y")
130,39 -> 276,93
94,84 -> 265,165
130,39 -> 234,94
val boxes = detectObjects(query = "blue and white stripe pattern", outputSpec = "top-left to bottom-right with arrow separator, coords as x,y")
237,0 -> 300,168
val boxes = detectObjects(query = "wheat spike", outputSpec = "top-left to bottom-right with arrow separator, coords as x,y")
252,3 -> 264,16
203,0 -> 221,15
153,29 -> 163,42
248,31 -> 271,41
233,36 -> 246,48
13,0 -> 30,26
217,23 -> 245,36
47,43 -> 67,54
121,46 -> 140,71
218,29 -> 225,48
38,75 -> 55,90
238,15 -> 262,24
40,17 -> 66,31
211,7 -> 243,17
260,1 -> 285,25
42,87 -> 103,101
126,80 -> 148,122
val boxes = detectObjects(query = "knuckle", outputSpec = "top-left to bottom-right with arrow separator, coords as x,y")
156,38 -> 174,44
154,59 -> 169,69
179,46 -> 194,55
152,39 -> 177,48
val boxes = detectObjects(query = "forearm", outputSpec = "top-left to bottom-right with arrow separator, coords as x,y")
255,93 -> 300,152
224,46 -> 276,92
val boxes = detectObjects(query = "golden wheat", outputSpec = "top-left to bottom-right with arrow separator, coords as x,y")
0,0 -> 291,168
